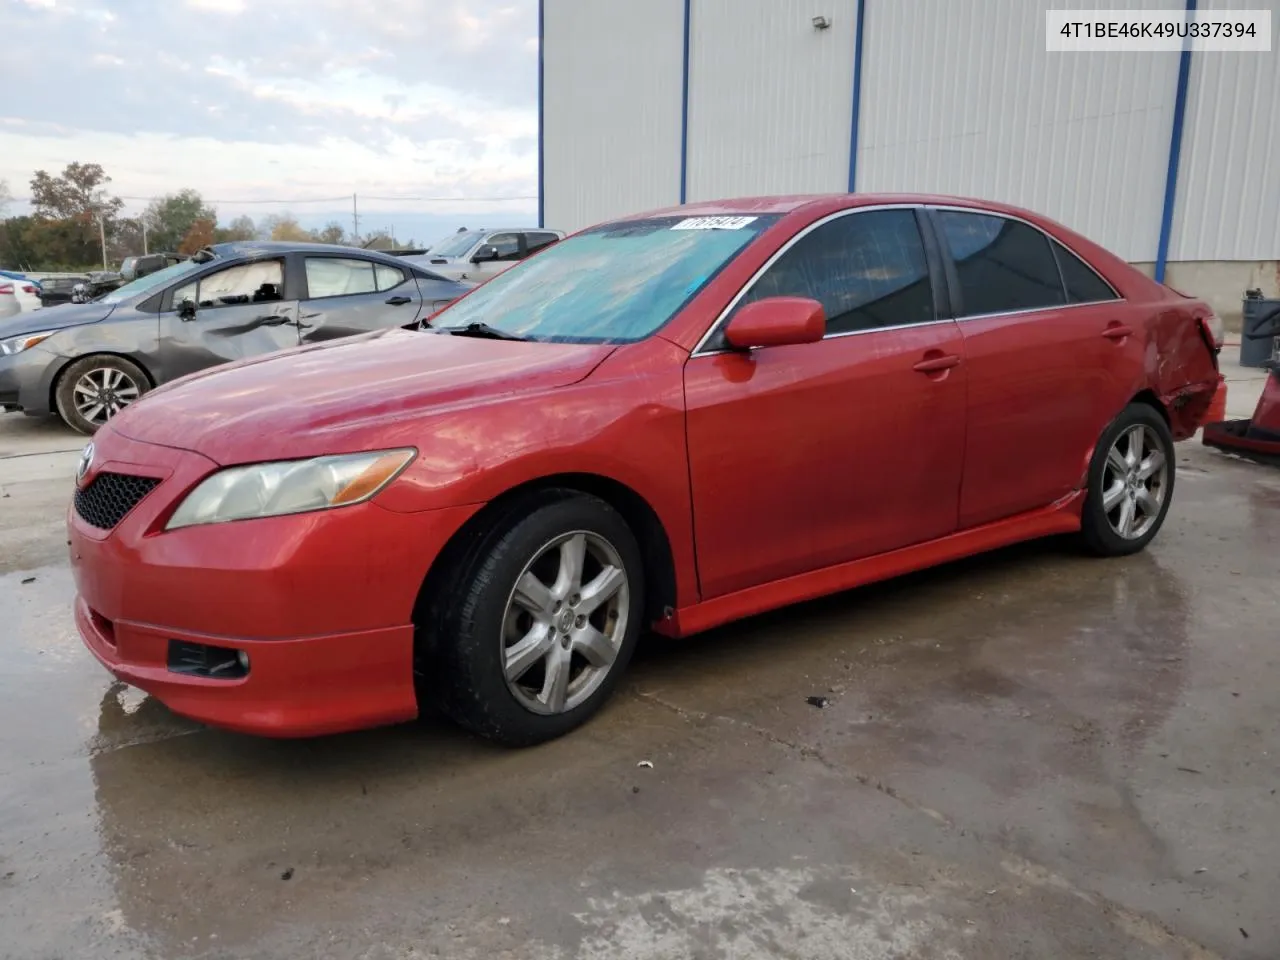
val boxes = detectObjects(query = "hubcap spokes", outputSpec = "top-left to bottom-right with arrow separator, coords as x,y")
73,368 -> 140,423
1101,424 -> 1167,540
502,531 -> 629,715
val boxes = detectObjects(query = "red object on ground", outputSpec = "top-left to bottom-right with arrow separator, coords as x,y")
1203,365 -> 1280,465
68,192 -> 1224,738
1204,376 -> 1228,425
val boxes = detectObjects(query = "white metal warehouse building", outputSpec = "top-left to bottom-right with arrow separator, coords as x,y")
538,0 -> 1280,325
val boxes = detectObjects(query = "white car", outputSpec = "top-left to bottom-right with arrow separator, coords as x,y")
0,272 -> 42,313
0,282 -> 22,319
408,228 -> 565,283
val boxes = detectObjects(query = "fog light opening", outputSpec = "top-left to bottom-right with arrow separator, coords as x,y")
167,640 -> 250,680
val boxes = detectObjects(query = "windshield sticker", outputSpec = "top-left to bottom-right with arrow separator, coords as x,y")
671,216 -> 759,231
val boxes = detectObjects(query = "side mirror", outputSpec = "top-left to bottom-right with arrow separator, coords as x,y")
471,244 -> 498,263
178,297 -> 197,321
723,297 -> 825,350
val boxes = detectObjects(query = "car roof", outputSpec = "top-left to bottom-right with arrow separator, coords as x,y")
620,192 -> 1056,227
203,240 -> 422,266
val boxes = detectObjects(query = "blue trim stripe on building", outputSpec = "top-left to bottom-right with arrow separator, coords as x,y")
1155,0 -> 1196,283
847,0 -> 867,193
679,0 -> 692,204
536,0 -> 545,228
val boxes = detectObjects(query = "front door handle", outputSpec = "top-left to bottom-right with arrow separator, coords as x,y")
385,295 -> 412,306
256,315 -> 294,326
912,354 -> 961,374
1102,324 -> 1133,340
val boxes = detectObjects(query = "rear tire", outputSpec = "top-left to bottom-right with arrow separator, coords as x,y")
54,355 -> 150,435
1079,403 -> 1175,557
426,493 -> 645,746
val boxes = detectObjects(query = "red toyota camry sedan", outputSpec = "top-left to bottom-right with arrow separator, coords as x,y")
68,194 -> 1222,746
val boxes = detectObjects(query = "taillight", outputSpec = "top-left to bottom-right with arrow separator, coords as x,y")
22,285 -> 37,295
0,283 -> 13,295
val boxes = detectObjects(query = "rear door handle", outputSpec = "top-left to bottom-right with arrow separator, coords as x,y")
385,295 -> 412,306
912,354 -> 961,373
1103,324 -> 1133,340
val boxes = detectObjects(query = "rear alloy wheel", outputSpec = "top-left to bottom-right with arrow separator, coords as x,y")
55,355 -> 149,435
430,493 -> 645,745
1080,403 -> 1175,556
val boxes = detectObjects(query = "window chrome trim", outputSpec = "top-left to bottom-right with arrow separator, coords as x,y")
689,201 -> 1126,358
926,203 -> 1124,305
689,203 -> 922,358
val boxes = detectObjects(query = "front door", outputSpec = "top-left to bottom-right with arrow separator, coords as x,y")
684,207 -> 967,598
296,255 -> 425,343
160,257 -> 299,382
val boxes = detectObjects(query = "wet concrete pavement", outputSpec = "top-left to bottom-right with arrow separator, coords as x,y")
1,408 -> 1278,959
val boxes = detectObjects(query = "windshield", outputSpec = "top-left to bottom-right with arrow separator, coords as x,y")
433,214 -> 778,343
101,257 -> 205,304
431,231 -> 484,258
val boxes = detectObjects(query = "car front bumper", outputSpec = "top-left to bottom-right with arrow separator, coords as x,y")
0,345 -> 60,415
67,427 -> 480,737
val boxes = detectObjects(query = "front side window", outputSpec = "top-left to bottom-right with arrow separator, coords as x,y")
433,214 -> 779,344
939,211 -> 1065,316
486,233 -> 522,262
1052,238 -> 1119,303
173,260 -> 284,309
305,258 -> 377,298
732,208 -> 935,336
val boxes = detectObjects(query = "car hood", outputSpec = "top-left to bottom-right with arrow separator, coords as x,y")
109,327 -> 617,464
0,301 -> 115,338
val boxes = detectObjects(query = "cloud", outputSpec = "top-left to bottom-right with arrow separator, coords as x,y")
0,0 -> 538,215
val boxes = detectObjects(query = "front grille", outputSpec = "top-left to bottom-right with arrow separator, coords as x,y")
74,472 -> 161,530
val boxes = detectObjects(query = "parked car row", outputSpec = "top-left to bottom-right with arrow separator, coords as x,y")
0,269 -> 43,317
0,240 -> 473,433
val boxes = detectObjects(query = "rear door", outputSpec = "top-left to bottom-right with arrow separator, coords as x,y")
927,207 -> 1136,528
159,257 -> 299,381
296,254 -> 424,342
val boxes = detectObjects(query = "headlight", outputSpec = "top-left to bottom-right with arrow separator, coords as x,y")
0,330 -> 57,356
165,448 -> 415,530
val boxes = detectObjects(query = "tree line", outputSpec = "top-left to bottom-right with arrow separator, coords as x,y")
0,162 -> 358,272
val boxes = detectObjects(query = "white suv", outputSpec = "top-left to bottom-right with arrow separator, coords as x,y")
410,228 -> 565,283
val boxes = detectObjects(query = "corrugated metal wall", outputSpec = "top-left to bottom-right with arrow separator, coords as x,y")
541,0 -> 684,233
855,0 -> 1180,262
1169,0 -> 1280,261
541,0 -> 1276,261
685,0 -> 859,201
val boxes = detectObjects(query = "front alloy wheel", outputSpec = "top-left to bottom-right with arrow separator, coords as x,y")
503,531 -> 630,715
426,493 -> 646,746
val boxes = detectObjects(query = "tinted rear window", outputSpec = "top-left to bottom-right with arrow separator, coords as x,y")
939,211 -> 1065,316
1052,239 -> 1118,303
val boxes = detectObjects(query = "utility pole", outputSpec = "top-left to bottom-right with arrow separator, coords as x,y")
98,216 -> 108,269
352,193 -> 360,243
141,218 -> 148,255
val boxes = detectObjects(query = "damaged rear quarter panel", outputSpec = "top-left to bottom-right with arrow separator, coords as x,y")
1145,298 -> 1220,439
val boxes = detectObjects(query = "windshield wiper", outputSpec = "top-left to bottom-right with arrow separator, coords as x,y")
438,321 -> 529,342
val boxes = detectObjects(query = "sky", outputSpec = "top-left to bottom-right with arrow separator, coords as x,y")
0,0 -> 539,242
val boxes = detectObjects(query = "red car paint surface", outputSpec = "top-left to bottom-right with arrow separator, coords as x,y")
69,193 -> 1220,737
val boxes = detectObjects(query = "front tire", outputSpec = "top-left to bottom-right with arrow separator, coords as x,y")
1080,403 -> 1175,557
429,493 -> 646,746
54,355 -> 150,435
